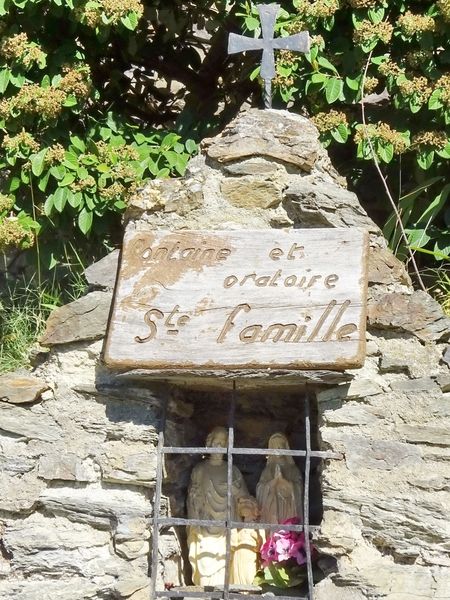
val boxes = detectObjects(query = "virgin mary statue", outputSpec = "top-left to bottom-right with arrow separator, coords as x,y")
256,432 -> 303,524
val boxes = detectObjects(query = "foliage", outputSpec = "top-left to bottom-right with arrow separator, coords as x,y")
0,271 -> 86,373
240,0 -> 450,266
0,0 -> 200,272
0,0 -> 448,287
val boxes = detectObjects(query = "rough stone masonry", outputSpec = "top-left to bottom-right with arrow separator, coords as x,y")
1,109 -> 450,600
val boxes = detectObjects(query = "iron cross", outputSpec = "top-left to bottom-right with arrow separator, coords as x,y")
228,3 -> 310,108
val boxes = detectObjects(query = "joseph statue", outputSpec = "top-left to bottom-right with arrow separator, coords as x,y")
186,427 -> 249,586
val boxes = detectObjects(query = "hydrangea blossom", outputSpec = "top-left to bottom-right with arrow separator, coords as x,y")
260,517 -> 307,567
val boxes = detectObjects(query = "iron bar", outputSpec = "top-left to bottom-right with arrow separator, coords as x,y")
156,517 -> 320,532
150,393 -> 169,600
303,393 -> 314,600
161,447 -> 342,460
156,593 -> 308,600
224,381 -> 236,600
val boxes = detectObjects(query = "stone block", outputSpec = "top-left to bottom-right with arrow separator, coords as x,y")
100,441 -> 156,488
220,176 -> 282,208
284,178 -> 378,232
436,372 -> 450,393
390,377 -> 438,393
39,291 -> 112,346
367,246 -> 411,286
398,424 -> 450,446
341,435 -> 422,472
0,372 -> 50,404
39,486 -> 151,529
323,403 -> 380,426
0,403 -> 61,442
38,453 -> 98,482
84,249 -> 120,290
368,289 -> 450,342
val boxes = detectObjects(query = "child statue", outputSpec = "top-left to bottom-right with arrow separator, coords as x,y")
256,432 -> 303,524
186,427 -> 249,586
231,496 -> 264,585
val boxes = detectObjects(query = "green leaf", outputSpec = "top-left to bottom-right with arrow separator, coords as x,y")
377,143 -> 394,163
325,77 -> 343,103
121,13 -> 137,30
345,76 -> 360,91
0,68 -> 10,93
43,194 -> 54,216
64,151 -> 79,170
417,149 -> 434,170
30,148 -> 48,177
53,187 -> 68,212
38,170 -> 51,192
68,191 -> 82,208
78,208 -> 93,235
331,123 -> 349,144
185,139 -> 197,154
60,172 -> 76,186
405,227 -> 431,249
428,89 -> 443,110
317,56 -> 338,74
70,136 -> 85,152
9,177 -> 21,192
417,183 -> 450,226
436,143 -> 450,159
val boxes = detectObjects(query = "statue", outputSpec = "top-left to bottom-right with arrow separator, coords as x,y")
231,496 -> 264,586
256,433 -> 303,524
186,427 -> 249,586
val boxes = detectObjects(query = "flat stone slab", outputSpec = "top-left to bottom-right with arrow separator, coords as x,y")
114,368 -> 353,389
40,291 -> 113,346
203,109 -> 322,172
0,372 -> 49,404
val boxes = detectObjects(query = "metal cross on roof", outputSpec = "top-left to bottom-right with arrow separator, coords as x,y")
228,3 -> 310,109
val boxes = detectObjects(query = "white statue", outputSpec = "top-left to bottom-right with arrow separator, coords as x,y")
186,427 -> 249,586
231,496 -> 264,586
256,432 -> 303,524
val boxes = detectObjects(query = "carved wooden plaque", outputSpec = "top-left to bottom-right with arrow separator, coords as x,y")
104,229 -> 369,370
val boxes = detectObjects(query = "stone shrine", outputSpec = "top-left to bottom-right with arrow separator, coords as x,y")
0,109 -> 449,600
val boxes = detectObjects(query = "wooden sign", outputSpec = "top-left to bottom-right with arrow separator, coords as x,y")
104,229 -> 368,370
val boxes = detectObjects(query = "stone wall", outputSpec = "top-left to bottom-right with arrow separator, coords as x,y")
1,109 -> 449,599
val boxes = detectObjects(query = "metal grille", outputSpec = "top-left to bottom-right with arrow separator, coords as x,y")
150,383 -> 339,600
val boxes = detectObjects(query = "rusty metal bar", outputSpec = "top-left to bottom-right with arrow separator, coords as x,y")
155,593 -> 308,600
303,394 -> 314,600
161,447 -> 342,460
150,394 -> 168,600
156,516 -> 320,532
224,381 -> 236,600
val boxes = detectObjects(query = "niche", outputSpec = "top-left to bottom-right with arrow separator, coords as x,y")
152,383 -> 330,598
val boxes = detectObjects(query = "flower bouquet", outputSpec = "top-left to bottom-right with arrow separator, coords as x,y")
254,518 -> 314,591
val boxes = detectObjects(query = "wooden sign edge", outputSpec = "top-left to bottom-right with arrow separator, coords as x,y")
102,228 -> 369,372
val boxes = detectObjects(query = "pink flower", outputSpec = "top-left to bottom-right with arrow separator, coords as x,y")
260,516 -> 309,567
260,537 -> 279,566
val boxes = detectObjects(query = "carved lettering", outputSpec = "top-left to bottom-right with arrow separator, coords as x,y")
135,309 -> 164,343
269,247 -> 284,260
217,248 -> 232,261
216,304 -> 251,343
335,322 -> 358,341
287,243 -> 305,260
260,323 -> 298,343
322,300 -> 351,341
223,275 -> 238,288
324,274 -> 339,288
284,275 -> 297,287
239,325 -> 262,343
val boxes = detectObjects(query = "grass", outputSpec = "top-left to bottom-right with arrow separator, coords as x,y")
0,272 -> 87,374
